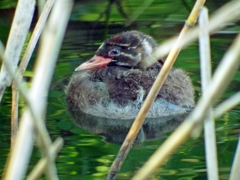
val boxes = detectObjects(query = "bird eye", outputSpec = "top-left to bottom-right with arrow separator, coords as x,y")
108,48 -> 121,57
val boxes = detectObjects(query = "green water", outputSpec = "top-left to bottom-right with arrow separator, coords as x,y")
0,0 -> 240,179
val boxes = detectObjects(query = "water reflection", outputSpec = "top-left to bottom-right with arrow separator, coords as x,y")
67,103 -> 190,144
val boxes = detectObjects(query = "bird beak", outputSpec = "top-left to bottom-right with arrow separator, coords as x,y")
75,55 -> 112,71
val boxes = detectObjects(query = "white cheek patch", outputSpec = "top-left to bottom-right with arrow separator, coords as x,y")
120,51 -> 136,60
128,46 -> 137,50
117,52 -> 141,66
142,38 -> 153,55
115,61 -> 132,66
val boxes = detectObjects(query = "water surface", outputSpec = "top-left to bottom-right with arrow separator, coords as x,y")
0,0 -> 240,179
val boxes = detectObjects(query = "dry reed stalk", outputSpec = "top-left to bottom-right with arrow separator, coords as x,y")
132,32 -> 240,180
106,0 -> 240,178
107,0 -> 206,179
26,137 -> 64,180
0,41 -> 63,180
0,38 -> 53,180
38,0 -> 46,14
11,0 -> 56,147
145,0 -> 240,68
3,0 -> 73,179
0,43 -> 51,146
230,136 -> 240,180
214,92 -> 240,119
19,0 -> 56,78
199,7 -> 219,180
0,0 -> 35,101
11,85 -> 19,146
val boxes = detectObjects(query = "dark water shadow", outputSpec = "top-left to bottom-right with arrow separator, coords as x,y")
67,103 -> 190,144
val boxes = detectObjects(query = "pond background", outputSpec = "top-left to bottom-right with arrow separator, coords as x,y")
0,0 -> 240,179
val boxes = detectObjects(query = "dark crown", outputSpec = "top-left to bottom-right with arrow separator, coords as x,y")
96,31 -> 158,68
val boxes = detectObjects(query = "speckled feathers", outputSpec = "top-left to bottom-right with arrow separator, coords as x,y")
66,31 -> 195,119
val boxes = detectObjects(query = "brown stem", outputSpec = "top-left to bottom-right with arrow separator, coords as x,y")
107,0 -> 206,179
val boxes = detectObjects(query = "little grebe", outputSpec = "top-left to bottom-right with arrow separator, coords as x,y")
66,31 -> 195,119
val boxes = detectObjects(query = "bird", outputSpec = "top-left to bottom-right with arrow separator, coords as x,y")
66,30 -> 195,120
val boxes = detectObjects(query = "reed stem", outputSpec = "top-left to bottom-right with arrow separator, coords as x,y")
132,32 -> 240,180
107,0 -> 206,179
26,138 -> 64,180
2,0 -> 73,179
229,136 -> 240,180
0,0 -> 35,101
199,7 -> 219,180
214,92 -> 240,119
11,0 -> 56,148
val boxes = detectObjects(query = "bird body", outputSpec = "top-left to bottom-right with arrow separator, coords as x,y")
66,31 -> 195,119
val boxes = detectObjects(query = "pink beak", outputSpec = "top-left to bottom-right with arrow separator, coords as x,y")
75,55 -> 112,71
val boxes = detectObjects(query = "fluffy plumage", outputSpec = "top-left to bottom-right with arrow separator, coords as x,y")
66,31 -> 195,119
